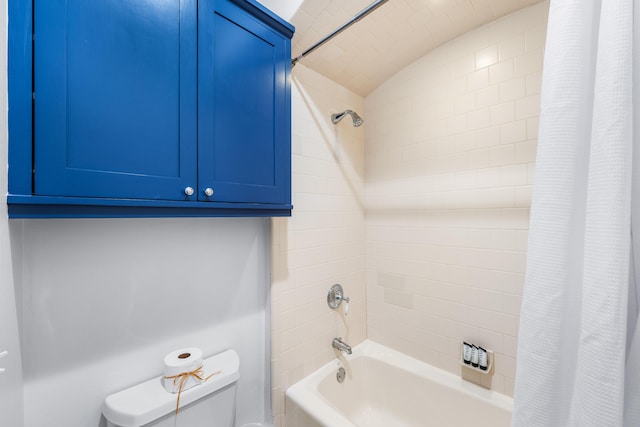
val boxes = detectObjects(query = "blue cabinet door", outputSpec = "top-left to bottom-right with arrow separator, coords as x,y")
198,0 -> 291,204
34,0 -> 198,201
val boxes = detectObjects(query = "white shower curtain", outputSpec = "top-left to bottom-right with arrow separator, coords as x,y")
512,0 -> 640,426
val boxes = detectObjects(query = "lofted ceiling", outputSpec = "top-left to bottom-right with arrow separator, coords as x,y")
259,0 -> 545,97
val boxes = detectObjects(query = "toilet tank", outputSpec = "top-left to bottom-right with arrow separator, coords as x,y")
103,349 -> 240,427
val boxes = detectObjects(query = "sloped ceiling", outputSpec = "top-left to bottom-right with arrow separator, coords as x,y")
260,0 -> 544,97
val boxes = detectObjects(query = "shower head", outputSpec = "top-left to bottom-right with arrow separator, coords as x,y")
331,110 -> 364,127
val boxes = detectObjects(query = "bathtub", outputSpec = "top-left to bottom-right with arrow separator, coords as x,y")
285,340 -> 512,427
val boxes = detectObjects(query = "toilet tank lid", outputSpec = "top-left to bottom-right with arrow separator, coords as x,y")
102,349 -> 240,427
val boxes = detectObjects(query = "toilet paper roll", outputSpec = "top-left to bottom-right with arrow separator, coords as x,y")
162,347 -> 204,394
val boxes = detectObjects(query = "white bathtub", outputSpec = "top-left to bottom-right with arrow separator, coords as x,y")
285,340 -> 512,427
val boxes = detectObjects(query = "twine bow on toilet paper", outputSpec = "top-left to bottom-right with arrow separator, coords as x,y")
164,366 -> 221,414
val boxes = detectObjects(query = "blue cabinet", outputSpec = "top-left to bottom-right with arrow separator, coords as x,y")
8,0 -> 294,218
33,0 -> 198,202
199,0 -> 291,205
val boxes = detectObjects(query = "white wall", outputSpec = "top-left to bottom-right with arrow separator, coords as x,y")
365,2 -> 548,396
271,64 -> 366,427
14,217 -> 271,426
0,0 -> 25,424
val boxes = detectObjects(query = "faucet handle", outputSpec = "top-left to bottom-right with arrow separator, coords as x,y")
327,284 -> 350,316
336,293 -> 350,316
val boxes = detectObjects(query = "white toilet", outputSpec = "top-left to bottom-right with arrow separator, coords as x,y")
103,349 -> 240,427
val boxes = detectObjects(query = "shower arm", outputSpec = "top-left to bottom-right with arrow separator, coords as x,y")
331,110 -> 363,127
291,0 -> 389,67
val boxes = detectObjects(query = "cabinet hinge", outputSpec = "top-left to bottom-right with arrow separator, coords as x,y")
32,92 -> 35,101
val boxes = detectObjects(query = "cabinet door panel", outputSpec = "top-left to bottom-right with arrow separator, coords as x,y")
198,0 -> 290,204
34,0 -> 197,200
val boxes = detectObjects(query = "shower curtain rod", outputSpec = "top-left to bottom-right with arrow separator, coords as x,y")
291,0 -> 390,67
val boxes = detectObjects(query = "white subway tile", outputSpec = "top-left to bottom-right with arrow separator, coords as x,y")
516,185 -> 533,207
500,120 -> 527,144
477,167 -> 502,188
448,114 -> 469,135
500,164 -> 528,186
476,45 -> 499,70
456,170 -> 480,189
476,328 -> 506,355
470,188 -> 516,208
458,247 -> 503,270
515,230 -> 529,251
526,116 -> 540,140
501,293 -> 523,316
468,148 -> 491,169
525,70 -> 543,95
436,136 -> 457,155
525,24 -> 547,53
454,56 -> 475,78
490,101 -> 515,125
467,68 -> 489,91
455,92 -> 476,114
494,353 -> 517,377
468,107 -> 491,130
500,208 -> 530,230
515,94 -> 540,120
489,229 -> 517,250
517,274 -> 526,296
489,60 -> 514,85
514,50 -> 543,76
461,288 -> 504,312
430,63 -> 455,86
527,162 -> 536,184
499,77 -> 526,102
378,271 -> 406,290
455,132 -> 477,152
476,85 -> 500,109
504,376 -> 516,397
490,144 -> 515,166
459,267 -> 518,294
484,372 -> 505,394
515,140 -> 538,163
502,250 -> 527,274
503,334 -> 518,357
432,118 -> 450,139
498,34 -> 526,60
475,126 -> 501,148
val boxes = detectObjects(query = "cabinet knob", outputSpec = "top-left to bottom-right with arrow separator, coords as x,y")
184,187 -> 195,196
204,187 -> 214,197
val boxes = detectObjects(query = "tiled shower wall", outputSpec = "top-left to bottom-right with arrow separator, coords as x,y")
365,2 -> 548,396
271,65 -> 367,426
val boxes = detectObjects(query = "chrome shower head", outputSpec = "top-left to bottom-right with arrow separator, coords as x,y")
331,110 -> 364,127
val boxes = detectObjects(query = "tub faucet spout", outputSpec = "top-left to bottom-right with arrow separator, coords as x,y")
332,338 -> 352,355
